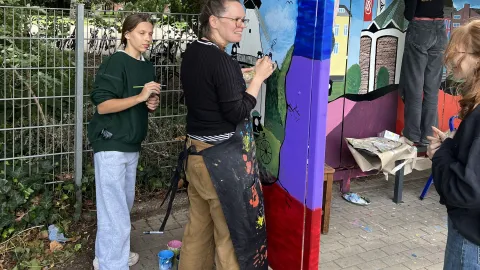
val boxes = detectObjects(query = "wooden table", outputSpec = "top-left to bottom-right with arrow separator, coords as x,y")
322,164 -> 335,234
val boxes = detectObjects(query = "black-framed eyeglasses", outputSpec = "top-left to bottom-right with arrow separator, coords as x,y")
216,16 -> 249,27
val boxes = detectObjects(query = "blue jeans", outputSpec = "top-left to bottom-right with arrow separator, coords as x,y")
444,218 -> 480,270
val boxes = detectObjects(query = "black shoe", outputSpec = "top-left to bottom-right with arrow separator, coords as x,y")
414,142 -> 428,147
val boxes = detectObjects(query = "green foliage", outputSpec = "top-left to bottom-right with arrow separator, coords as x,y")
0,159 -> 82,239
123,0 -> 170,13
346,64 -> 361,94
0,1 -> 76,130
376,66 -> 389,89
171,0 -> 203,14
444,0 -> 453,7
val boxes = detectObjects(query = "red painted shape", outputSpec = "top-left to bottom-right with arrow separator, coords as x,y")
263,182 -> 304,270
303,208 -> 322,269
441,94 -> 462,130
363,0 -> 373,21
263,182 -> 323,270
396,90 -> 462,135
395,95 -> 404,135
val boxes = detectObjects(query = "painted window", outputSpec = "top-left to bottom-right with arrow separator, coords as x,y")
344,24 -> 349,36
334,24 -> 339,36
339,7 -> 345,14
453,23 -> 461,28
333,43 -> 339,54
453,15 -> 461,19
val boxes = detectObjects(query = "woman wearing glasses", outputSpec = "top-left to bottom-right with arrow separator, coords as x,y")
178,0 -> 275,269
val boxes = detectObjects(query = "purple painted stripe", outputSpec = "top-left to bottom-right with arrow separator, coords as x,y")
306,59 -> 330,210
279,56 -> 315,206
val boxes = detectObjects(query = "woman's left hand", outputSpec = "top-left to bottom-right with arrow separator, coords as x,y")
146,94 -> 160,111
426,126 -> 456,159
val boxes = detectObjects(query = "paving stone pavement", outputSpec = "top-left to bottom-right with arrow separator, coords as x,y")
130,208 -> 189,270
320,170 -> 448,270
129,170 -> 445,270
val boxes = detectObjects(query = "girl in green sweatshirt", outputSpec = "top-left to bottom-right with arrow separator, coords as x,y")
87,14 -> 160,270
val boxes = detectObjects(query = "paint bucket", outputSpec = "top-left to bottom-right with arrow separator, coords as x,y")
158,250 -> 174,270
167,240 -> 182,257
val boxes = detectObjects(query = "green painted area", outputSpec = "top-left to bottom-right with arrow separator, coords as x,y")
255,127 -> 281,178
329,81 -> 346,102
264,46 -> 293,143
256,45 -> 293,179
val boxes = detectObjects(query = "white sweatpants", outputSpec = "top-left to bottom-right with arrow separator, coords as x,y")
94,151 -> 139,270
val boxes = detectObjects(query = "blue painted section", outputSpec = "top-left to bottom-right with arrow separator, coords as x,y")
293,0 -> 334,60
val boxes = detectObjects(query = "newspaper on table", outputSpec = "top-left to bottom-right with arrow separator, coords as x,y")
345,137 -> 431,176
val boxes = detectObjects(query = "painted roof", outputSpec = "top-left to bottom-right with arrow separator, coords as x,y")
370,0 -> 409,31
338,5 -> 352,17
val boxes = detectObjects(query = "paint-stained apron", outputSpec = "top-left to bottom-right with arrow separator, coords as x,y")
191,117 -> 268,270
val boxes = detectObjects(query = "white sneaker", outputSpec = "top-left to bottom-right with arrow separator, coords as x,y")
93,252 -> 140,269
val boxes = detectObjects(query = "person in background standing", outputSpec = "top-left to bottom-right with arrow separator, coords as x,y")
399,0 -> 447,146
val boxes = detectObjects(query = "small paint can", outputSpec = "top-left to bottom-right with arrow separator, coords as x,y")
167,240 -> 182,257
158,250 -> 174,270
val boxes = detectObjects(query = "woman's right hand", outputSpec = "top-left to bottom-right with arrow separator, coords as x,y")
427,126 -> 455,159
137,81 -> 161,103
426,135 -> 442,159
253,56 -> 276,81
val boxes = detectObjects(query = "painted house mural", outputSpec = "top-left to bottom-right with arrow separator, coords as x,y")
326,0 -> 480,191
358,0 -> 407,93
330,5 -> 351,84
230,0 -> 479,264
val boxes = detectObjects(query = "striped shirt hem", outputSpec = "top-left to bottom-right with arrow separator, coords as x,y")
188,132 -> 234,142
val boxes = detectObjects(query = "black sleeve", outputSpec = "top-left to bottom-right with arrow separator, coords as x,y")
213,54 -> 257,124
404,0 -> 417,21
432,137 -> 480,209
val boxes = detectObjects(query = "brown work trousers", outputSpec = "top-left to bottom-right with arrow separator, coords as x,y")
178,139 -> 240,270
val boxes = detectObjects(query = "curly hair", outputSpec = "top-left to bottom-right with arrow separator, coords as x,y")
444,19 -> 480,119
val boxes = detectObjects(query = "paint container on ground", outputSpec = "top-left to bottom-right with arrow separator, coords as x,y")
158,250 -> 174,270
167,240 -> 182,257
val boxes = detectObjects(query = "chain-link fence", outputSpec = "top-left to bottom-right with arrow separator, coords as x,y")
1,4 -> 199,222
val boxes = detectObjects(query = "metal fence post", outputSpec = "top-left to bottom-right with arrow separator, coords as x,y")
74,3 -> 85,220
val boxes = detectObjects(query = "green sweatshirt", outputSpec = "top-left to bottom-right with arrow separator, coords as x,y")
87,51 -> 155,153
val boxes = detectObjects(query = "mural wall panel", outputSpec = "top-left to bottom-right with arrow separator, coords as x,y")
326,0 -> 479,189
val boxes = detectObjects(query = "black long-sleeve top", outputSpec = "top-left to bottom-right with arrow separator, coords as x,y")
180,39 -> 257,136
404,0 -> 444,21
432,106 -> 480,246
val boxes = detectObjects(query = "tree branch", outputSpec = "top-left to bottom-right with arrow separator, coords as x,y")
13,69 -> 47,126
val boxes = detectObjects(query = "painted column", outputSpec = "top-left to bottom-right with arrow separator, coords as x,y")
262,0 -> 333,269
